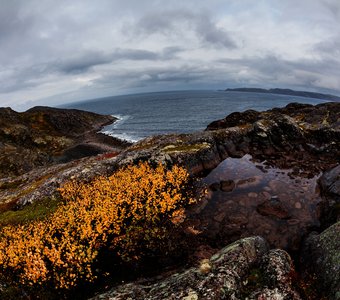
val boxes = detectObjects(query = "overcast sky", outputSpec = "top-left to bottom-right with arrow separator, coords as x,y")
1,0 -> 340,110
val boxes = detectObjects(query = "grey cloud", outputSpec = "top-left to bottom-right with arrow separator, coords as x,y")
160,47 -> 183,59
321,0 -> 340,18
113,47 -> 184,61
93,62 -> 244,97
195,14 -> 237,49
0,46 -> 180,93
56,51 -> 113,74
136,10 -> 237,49
0,2 -> 34,41
113,49 -> 159,61
217,54 -> 340,93
54,48 -> 172,74
314,38 -> 340,56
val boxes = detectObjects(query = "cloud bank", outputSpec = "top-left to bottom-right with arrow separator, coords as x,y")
0,0 -> 339,110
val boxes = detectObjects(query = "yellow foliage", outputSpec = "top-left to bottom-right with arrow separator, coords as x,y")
0,162 -> 194,289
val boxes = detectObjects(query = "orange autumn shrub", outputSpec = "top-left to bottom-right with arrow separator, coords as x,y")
0,162 -> 195,289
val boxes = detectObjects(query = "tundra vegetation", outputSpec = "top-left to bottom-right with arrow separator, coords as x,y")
0,162 -> 195,292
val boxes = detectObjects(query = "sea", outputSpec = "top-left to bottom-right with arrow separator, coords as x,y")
63,90 -> 327,143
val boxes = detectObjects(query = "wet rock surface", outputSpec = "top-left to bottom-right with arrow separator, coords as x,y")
256,197 -> 290,219
187,155 -> 321,252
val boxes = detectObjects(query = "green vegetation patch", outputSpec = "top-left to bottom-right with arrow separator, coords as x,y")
0,196 -> 61,227
162,142 -> 210,154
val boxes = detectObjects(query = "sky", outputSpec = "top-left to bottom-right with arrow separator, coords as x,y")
1,0 -> 340,111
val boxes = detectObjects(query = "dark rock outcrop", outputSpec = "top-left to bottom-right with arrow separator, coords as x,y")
206,109 -> 260,130
0,106 -> 128,178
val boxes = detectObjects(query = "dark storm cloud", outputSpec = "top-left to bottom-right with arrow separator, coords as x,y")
54,49 -> 160,74
195,14 -> 237,49
0,47 -> 177,94
56,47 -> 184,74
135,10 -> 237,49
56,51 -> 113,74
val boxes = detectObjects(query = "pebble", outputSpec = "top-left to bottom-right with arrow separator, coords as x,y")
269,180 -> 278,190
295,202 -> 302,209
248,192 -> 258,198
287,219 -> 300,225
239,198 -> 246,206
214,212 -> 226,223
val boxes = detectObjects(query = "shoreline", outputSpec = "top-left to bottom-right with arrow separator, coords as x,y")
56,119 -> 133,163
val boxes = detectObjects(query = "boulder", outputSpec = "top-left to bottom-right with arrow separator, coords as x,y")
91,236 -> 269,299
90,236 -> 302,300
249,249 -> 301,299
319,165 -> 340,224
301,222 -> 340,300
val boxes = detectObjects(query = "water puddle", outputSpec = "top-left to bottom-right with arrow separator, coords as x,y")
191,154 -> 321,251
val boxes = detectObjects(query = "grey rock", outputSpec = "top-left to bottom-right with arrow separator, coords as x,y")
90,236 -> 269,300
319,165 -> 340,223
90,237 -> 303,300
301,222 -> 340,300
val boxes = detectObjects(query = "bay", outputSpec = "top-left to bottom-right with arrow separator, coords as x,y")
63,90 -> 326,142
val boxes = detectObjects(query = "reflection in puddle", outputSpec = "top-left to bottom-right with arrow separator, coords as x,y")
193,154 -> 321,251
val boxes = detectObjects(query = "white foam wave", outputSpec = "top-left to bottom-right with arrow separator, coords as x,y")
111,114 -> 131,128
101,114 -> 142,143
102,131 -> 141,143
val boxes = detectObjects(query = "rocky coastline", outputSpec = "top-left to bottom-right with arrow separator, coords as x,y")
0,102 -> 339,299
0,106 -> 130,178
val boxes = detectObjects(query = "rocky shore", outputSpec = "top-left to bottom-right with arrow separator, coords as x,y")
0,106 -> 129,178
0,102 -> 339,299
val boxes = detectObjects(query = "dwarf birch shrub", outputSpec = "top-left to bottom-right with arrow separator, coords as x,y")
0,162 -> 195,289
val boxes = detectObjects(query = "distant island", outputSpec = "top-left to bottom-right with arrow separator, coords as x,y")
225,87 -> 340,101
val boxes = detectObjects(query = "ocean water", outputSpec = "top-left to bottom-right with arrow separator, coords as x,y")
63,90 -> 327,142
